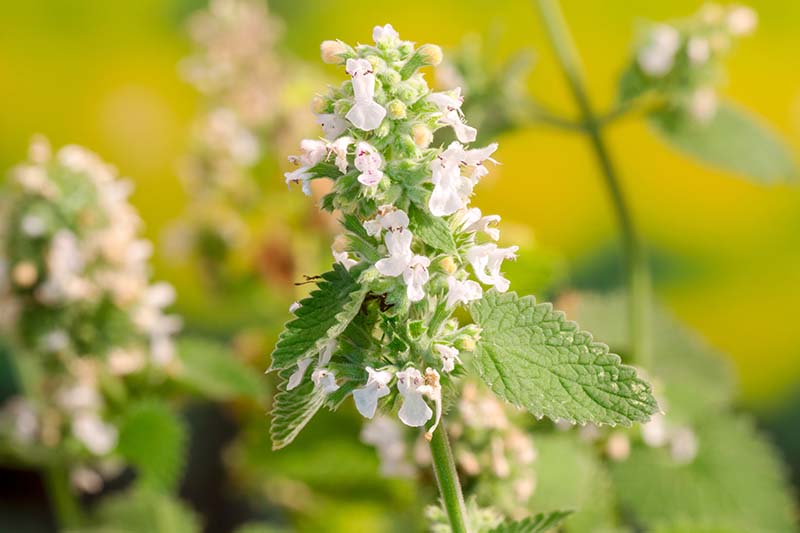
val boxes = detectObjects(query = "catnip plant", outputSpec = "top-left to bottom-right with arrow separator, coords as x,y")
269,24 -> 658,532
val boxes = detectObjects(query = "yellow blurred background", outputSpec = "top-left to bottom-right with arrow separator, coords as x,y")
0,0 -> 798,406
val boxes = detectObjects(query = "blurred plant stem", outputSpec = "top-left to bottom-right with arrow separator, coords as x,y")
535,0 -> 652,369
7,351 -> 84,529
429,421 -> 470,533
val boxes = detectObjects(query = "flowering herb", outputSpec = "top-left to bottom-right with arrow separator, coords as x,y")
269,23 -> 658,531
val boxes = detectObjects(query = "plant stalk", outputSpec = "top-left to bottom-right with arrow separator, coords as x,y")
429,421 -> 469,533
7,351 -> 84,529
535,0 -> 651,368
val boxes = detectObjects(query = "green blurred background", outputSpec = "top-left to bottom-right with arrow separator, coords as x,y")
0,0 -> 798,406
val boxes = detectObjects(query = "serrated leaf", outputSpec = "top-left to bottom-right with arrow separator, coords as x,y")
490,511 -> 574,533
269,263 -> 368,371
83,488 -> 201,533
176,337 -> 263,401
408,202 -> 458,255
571,291 -> 736,423
117,401 -> 187,491
470,290 -> 658,426
270,364 -> 326,450
611,414 -> 796,532
649,103 -> 796,184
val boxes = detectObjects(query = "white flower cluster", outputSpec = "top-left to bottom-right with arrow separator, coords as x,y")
171,0 -> 315,275
280,25 -> 518,438
0,137 -> 181,490
361,381 -> 538,517
634,3 -> 757,123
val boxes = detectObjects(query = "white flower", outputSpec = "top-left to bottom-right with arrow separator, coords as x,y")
311,368 -> 339,394
687,37 -> 710,65
457,207 -> 501,240
287,357 -> 312,391
42,329 -> 69,352
360,415 -> 415,477
21,214 -> 47,237
727,6 -> 757,36
446,276 -> 483,308
353,366 -> 393,418
375,229 -> 413,277
354,141 -> 384,186
363,206 -> 409,237
641,413 -> 669,447
57,383 -> 101,413
418,367 -> 442,437
373,24 -> 400,44
466,243 -> 518,292
428,142 -> 498,216
606,432 -> 631,462
317,113 -> 348,140
638,24 -> 681,76
328,136 -> 352,173
284,166 -> 314,196
73,413 -> 118,455
689,87 -> 718,123
345,58 -> 386,131
402,255 -> 430,302
1,397 -> 38,444
107,347 -> 146,376
396,367 -> 432,427
71,466 -> 103,494
428,87 -> 477,143
434,344 -> 461,373
332,246 -> 358,270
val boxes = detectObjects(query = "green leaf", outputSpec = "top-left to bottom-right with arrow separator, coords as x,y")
570,291 -> 736,423
341,214 -> 382,263
117,401 -> 187,491
83,488 -> 201,533
490,511 -> 574,533
175,337 -> 263,401
611,414 -> 796,532
470,290 -> 658,426
408,202 -> 458,255
269,263 -> 368,371
529,433 -> 619,532
649,103 -> 796,184
270,364 -> 327,450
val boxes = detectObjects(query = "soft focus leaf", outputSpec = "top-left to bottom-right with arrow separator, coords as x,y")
490,510 -> 574,533
649,103 -> 796,184
470,291 -> 658,425
117,401 -> 187,491
269,263 -> 368,371
408,202 -> 458,255
176,337 -> 263,401
611,415 -> 796,532
83,488 -> 201,533
270,364 -> 327,450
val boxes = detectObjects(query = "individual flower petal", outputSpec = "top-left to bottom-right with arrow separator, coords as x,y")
287,357 -> 312,391
317,113 -> 348,140
333,247 -> 358,270
457,207 -> 501,240
353,366 -> 393,419
428,88 -> 477,143
318,338 -> 337,366
373,24 -> 400,44
328,136 -> 352,173
396,367 -> 432,427
419,367 -> 442,437
375,230 -> 412,277
637,24 -> 681,76
73,413 -> 118,456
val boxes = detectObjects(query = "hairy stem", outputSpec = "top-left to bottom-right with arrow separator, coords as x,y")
535,0 -> 651,368
429,421 -> 469,533
8,352 -> 83,529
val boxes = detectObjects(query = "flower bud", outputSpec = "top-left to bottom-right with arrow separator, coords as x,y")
386,100 -> 407,120
375,121 -> 391,138
412,124 -> 433,148
456,336 -> 476,352
310,95 -> 328,115
439,256 -> 457,274
418,44 -> 443,66
320,40 -> 348,64
332,234 -> 349,253
12,261 -> 38,287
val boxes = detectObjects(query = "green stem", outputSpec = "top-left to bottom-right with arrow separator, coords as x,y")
535,0 -> 651,368
429,421 -> 469,533
7,351 -> 84,529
